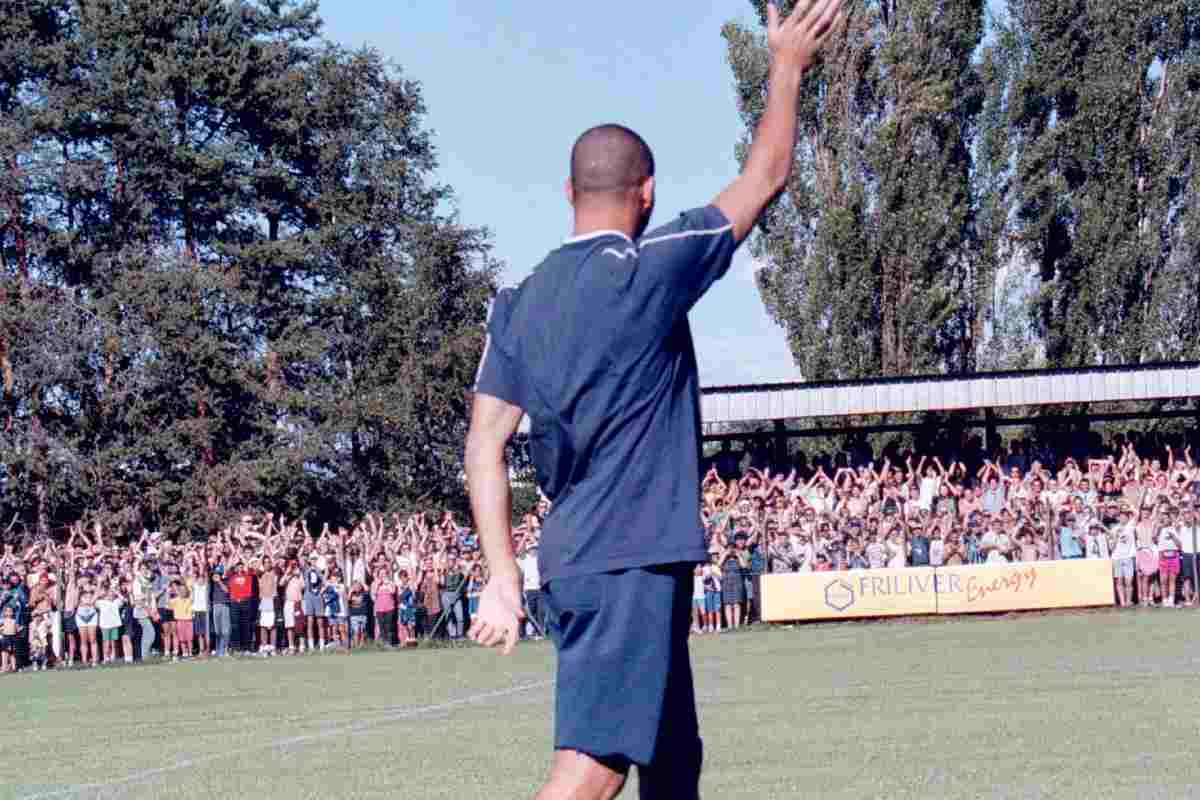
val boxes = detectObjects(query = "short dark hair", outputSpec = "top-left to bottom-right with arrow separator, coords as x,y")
569,124 -> 655,198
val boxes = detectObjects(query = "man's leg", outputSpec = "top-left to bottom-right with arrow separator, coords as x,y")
538,565 -> 700,800
635,569 -> 702,800
535,751 -> 628,800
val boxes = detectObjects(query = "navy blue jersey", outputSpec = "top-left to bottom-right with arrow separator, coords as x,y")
475,205 -> 738,581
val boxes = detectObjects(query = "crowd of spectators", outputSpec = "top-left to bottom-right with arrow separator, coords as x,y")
2,429 -> 1198,674
696,431 -> 1200,632
0,503 -> 550,673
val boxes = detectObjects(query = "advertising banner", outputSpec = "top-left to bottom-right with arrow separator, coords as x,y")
933,559 -> 1114,615
760,568 -> 938,622
761,560 -> 1114,622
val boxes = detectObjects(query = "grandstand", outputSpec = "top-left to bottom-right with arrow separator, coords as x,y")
700,360 -> 1200,453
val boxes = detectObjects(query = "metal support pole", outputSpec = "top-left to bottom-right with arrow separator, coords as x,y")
984,408 -> 997,457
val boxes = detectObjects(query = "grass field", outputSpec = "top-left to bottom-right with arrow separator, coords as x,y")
4,608 -> 1199,799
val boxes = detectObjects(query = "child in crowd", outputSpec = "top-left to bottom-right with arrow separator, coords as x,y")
95,585 -> 123,664
169,580 -> 194,660
118,582 -> 136,664
397,570 -> 416,647
158,577 -> 177,659
324,570 -> 346,649
188,563 -> 210,658
467,565 -> 485,620
0,607 -> 20,673
702,559 -> 721,634
348,580 -> 369,649
30,610 -> 52,671
75,580 -> 99,667
284,562 -> 304,654
691,564 -> 706,634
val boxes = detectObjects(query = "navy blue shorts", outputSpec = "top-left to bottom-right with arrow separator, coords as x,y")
1181,553 -> 1197,585
542,563 -> 702,791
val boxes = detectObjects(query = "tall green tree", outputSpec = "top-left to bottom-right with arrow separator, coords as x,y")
0,0 -> 497,539
724,0 -> 988,380
989,0 -> 1200,366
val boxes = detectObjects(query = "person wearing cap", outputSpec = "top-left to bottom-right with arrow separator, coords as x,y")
1110,511 -> 1137,607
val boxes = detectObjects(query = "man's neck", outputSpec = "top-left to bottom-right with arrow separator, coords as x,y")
570,206 -> 637,241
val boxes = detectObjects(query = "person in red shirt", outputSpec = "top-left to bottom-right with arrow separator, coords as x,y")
227,560 -> 257,654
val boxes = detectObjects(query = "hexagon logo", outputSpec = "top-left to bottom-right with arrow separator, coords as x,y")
824,578 -> 855,612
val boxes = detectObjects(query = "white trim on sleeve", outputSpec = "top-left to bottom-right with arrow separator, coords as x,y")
640,224 -> 733,248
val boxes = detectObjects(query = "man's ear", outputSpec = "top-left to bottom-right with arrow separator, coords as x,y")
565,177 -> 576,208
640,175 -> 655,212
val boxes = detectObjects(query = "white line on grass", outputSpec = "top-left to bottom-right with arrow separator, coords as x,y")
20,679 -> 553,800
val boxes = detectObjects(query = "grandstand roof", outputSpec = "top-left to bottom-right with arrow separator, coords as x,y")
700,361 -> 1200,425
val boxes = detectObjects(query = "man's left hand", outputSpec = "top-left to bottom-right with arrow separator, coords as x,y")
468,568 -> 524,655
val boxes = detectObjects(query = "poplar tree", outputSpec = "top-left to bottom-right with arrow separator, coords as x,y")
724,0 -> 988,380
998,0 -> 1200,366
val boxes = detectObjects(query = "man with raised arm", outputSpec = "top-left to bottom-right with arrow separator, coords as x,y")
464,2 -> 842,798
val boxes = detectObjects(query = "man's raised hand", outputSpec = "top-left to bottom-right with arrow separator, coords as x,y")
767,0 -> 845,72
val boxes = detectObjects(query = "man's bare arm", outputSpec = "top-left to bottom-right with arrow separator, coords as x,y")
715,0 -> 843,243
465,392 -> 524,572
464,391 -> 526,654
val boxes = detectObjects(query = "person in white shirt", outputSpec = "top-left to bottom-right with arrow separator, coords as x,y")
793,534 -> 815,573
1084,524 -> 1111,561
691,566 -> 706,634
1178,510 -> 1199,607
1157,521 -> 1182,608
518,546 -> 542,639
393,548 -> 416,579
1110,521 -> 1137,607
928,530 -> 945,567
918,467 -> 940,512
94,588 -> 123,665
885,530 -> 907,569
981,526 -> 1009,564
865,533 -> 887,570
189,568 -> 210,658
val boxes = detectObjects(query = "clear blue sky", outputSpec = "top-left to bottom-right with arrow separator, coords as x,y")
320,0 -> 801,387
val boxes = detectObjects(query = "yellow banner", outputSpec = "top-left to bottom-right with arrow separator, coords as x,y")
761,568 -> 938,621
761,560 -> 1114,622
934,559 -> 1114,615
